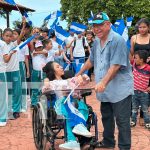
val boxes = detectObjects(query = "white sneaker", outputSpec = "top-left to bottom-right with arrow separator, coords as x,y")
0,122 -> 7,127
59,141 -> 80,150
72,124 -> 92,138
21,109 -> 27,113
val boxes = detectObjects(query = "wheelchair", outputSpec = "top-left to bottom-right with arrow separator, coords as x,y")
32,73 -> 99,150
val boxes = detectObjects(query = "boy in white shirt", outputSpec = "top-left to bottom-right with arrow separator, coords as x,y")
13,29 -> 30,112
70,32 -> 90,74
0,40 -> 9,126
3,20 -> 25,119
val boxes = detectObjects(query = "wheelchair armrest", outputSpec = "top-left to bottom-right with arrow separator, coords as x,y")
81,89 -> 92,97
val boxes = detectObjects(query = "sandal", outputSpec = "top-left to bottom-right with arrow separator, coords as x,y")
145,123 -> 150,129
130,121 -> 136,127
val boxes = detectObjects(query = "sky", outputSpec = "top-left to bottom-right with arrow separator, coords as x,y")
0,0 -> 67,30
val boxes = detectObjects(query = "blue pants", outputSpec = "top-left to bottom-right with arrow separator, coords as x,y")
0,72 -> 8,122
131,90 -> 150,124
19,62 -> 27,110
101,95 -> 131,150
6,71 -> 22,113
31,70 -> 45,106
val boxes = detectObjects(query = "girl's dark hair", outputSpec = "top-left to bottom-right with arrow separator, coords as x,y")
43,39 -> 52,48
43,61 -> 56,81
134,50 -> 149,63
137,18 -> 150,28
13,29 -> 21,35
3,28 -> 13,35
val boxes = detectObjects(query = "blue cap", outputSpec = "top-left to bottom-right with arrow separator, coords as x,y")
92,12 -> 109,24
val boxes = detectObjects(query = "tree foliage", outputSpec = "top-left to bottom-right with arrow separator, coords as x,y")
60,0 -> 150,25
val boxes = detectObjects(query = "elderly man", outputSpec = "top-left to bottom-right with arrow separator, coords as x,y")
77,12 -> 134,150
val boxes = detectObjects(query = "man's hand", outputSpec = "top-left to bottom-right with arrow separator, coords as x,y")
95,81 -> 106,93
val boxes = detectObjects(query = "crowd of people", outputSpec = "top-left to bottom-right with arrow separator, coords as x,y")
0,11 -> 150,150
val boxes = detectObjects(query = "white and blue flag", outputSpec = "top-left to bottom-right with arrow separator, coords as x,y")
10,34 -> 38,52
114,19 -> 122,27
23,11 -> 32,26
44,10 -> 62,21
70,22 -> 87,34
50,18 -> 59,30
88,10 -> 94,24
117,19 -> 129,42
126,16 -> 134,28
55,26 -> 70,45
64,95 -> 86,127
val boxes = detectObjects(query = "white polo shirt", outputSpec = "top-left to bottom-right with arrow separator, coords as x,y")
18,43 -> 29,62
32,50 -> 47,71
0,40 -> 8,73
6,41 -> 19,72
71,37 -> 88,57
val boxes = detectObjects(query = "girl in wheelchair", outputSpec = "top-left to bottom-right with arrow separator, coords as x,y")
42,61 -> 92,150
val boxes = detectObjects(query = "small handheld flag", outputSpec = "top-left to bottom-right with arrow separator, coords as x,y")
23,11 -> 32,26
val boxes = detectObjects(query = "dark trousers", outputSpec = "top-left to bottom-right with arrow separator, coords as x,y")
101,95 -> 132,150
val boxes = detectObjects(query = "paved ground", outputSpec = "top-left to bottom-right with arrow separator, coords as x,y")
0,81 -> 150,150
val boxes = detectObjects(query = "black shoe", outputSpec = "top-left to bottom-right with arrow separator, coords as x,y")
30,105 -> 35,109
95,141 -> 115,149
13,112 -> 20,119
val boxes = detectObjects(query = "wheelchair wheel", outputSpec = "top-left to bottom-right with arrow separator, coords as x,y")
32,104 -> 47,150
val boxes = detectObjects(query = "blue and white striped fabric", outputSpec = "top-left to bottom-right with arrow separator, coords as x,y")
44,10 -> 62,21
126,16 -> 134,28
4,0 -> 16,5
116,19 -> 130,49
50,18 -> 58,30
64,95 -> 86,126
70,22 -> 87,34
23,11 -> 32,26
55,26 -> 70,45
117,19 -> 129,42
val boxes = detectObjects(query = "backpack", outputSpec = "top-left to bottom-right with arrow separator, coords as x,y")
72,37 -> 86,51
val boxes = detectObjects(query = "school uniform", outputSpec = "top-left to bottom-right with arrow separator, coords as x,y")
31,51 -> 46,106
18,44 -> 29,111
6,41 -> 22,113
0,40 -> 8,124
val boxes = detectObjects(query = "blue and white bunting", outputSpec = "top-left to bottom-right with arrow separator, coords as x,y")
55,26 -> 70,45
70,22 -> 87,34
23,11 -> 32,26
44,10 -> 62,21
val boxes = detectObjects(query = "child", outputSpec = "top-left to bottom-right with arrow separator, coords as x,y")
131,50 -> 150,129
43,39 -> 58,63
2,18 -> 26,119
31,40 -> 47,107
42,61 -> 92,150
0,40 -> 9,126
13,29 -> 30,112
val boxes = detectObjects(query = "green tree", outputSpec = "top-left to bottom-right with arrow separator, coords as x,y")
60,0 -> 150,25
0,8 -> 6,19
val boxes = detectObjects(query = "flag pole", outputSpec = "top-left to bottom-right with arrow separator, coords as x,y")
15,4 -> 23,16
